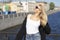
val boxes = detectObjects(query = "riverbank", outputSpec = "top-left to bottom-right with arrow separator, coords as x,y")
47,10 -> 60,15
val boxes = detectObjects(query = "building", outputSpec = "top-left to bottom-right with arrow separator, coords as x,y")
10,1 -> 36,13
10,2 -> 23,13
19,1 -> 36,12
28,2 -> 36,12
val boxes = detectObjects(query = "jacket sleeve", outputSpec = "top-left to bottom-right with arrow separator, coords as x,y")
43,23 -> 51,34
15,17 -> 27,40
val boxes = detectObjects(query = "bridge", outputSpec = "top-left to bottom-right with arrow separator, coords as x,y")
0,12 -> 34,30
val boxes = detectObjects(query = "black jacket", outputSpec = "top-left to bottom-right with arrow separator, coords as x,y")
15,17 -> 51,40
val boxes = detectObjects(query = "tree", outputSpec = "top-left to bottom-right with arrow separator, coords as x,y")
49,2 -> 55,10
5,4 -> 10,11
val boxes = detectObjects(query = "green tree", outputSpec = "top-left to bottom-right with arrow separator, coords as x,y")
5,4 -> 10,11
50,2 -> 55,10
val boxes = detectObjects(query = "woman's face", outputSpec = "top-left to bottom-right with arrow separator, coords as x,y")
34,6 -> 41,14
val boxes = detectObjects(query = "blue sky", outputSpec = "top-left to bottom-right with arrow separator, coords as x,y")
36,0 -> 60,6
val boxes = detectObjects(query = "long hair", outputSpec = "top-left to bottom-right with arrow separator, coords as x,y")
39,8 -> 48,27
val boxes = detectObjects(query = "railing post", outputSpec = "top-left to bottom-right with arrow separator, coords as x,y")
2,15 -> 4,20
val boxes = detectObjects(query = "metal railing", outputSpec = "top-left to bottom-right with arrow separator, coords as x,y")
0,12 -> 34,30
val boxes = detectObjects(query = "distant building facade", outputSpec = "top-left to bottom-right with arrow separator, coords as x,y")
0,0 -> 50,13
11,1 -> 36,12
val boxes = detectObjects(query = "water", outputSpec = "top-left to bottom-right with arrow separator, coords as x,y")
48,11 -> 60,34
46,11 -> 60,40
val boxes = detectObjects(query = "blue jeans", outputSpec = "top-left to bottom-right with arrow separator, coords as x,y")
26,32 -> 41,40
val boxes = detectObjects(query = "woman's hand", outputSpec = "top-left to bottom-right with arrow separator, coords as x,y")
39,3 -> 45,15
39,3 -> 48,27
39,3 -> 45,8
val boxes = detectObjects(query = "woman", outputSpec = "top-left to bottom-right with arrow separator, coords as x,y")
15,3 -> 51,40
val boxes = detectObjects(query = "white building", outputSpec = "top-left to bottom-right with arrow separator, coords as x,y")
11,1 -> 36,12
21,1 -> 36,12
28,2 -> 36,12
0,0 -> 36,13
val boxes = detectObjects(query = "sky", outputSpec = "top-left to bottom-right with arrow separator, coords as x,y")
36,0 -> 60,6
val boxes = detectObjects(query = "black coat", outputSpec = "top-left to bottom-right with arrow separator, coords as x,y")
15,17 -> 51,40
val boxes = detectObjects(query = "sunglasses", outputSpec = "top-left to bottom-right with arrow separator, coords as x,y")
35,6 -> 39,9
35,6 -> 41,10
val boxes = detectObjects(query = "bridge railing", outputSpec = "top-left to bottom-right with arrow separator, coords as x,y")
0,12 -> 34,30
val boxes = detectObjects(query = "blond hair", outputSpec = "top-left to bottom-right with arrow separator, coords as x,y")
40,12 -> 48,27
